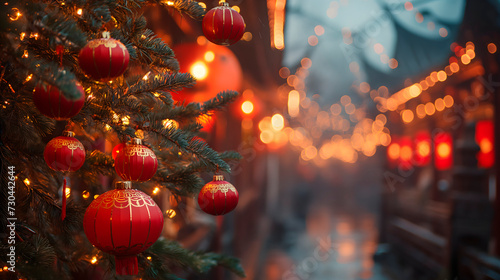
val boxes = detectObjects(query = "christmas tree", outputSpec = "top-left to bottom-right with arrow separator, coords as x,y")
0,0 -> 245,279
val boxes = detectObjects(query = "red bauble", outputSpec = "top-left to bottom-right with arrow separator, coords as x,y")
78,32 -> 129,82
44,131 -> 86,172
114,138 -> 158,182
198,175 -> 239,215
172,43 -> 242,103
83,181 -> 164,275
112,142 -> 126,160
202,2 -> 245,45
33,82 -> 85,120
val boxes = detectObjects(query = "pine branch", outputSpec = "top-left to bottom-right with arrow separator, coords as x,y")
155,0 -> 206,20
127,72 -> 195,96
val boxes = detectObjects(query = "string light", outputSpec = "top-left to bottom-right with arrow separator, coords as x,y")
9,7 -> 21,21
25,74 -> 32,82
82,190 -> 90,199
90,256 -> 97,264
65,187 -> 71,198
76,8 -> 82,15
165,209 -> 176,218
23,178 -> 30,186
152,187 -> 160,195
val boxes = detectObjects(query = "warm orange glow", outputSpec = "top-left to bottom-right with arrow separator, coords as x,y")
9,8 -> 21,21
408,84 -> 422,97
340,95 -> 351,105
308,35 -> 319,46
461,54 -> 471,65
271,114 -> 285,131
232,5 -> 240,13
288,90 -> 300,117
437,70 -> 447,82
64,187 -> 71,198
165,209 -> 177,218
401,110 -> 414,123
416,141 -> 430,157
416,104 -> 426,118
400,146 -> 412,161
388,58 -> 398,69
163,119 -> 179,129
387,143 -> 400,160
437,143 -> 451,158
190,61 -> 208,80
301,57 -> 312,69
439,28 -> 448,37
82,190 -> 90,199
76,8 -> 82,15
435,98 -> 445,111
374,43 -> 384,54
488,43 -> 497,54
360,82 -> 370,93
443,95 -> 454,108
425,102 -> 436,115
314,25 -> 325,36
269,0 -> 286,50
152,187 -> 160,195
204,51 -> 215,62
450,62 -> 459,73
91,256 -> 97,264
260,130 -> 273,144
24,178 -> 30,185
241,100 -> 254,115
480,138 -> 493,153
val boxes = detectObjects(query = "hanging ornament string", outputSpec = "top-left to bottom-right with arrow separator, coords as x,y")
61,178 -> 67,221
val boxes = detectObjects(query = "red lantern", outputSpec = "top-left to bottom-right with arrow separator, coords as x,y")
475,120 -> 494,168
78,32 -> 129,82
198,175 -> 239,216
33,82 -> 85,120
44,131 -> 85,172
114,138 -> 158,182
414,131 -> 431,166
435,132 -> 453,170
83,181 -> 164,275
172,43 -> 242,103
202,2 -> 245,46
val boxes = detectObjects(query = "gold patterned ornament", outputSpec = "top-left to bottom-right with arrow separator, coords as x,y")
198,175 -> 239,215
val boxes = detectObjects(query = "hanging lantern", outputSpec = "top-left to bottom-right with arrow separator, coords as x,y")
33,82 -> 85,120
198,175 -> 239,216
114,138 -> 158,182
44,131 -> 86,172
475,120 -> 494,168
83,181 -> 164,275
202,2 -> 245,46
434,132 -> 453,170
78,32 -> 130,82
414,131 -> 431,166
172,43 -> 242,103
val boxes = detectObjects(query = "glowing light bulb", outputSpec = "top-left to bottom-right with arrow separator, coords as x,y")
271,114 -> 285,131
190,61 -> 208,80
241,100 -> 254,115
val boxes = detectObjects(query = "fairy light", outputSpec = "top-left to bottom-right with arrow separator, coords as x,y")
204,51 -> 215,62
166,1 -> 174,5
19,32 -> 25,40
76,8 -> 82,15
121,116 -> 130,125
241,100 -> 254,115
65,187 -> 71,198
152,187 -> 160,195
90,256 -> 97,264
25,74 -> 32,82
22,50 -> 28,58
9,7 -> 21,21
165,209 -> 176,218
142,71 -> 151,80
94,194 -> 99,199
147,256 -> 152,261
23,178 -> 30,186
82,190 -> 90,199
268,0 -> 287,50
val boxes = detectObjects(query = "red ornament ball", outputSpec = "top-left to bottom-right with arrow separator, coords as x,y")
202,2 -> 245,46
78,33 -> 129,82
33,82 -> 85,120
114,138 -> 158,182
44,131 -> 85,172
83,181 -> 164,275
198,175 -> 239,215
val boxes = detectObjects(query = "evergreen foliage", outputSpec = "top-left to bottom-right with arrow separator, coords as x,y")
0,0 -> 244,279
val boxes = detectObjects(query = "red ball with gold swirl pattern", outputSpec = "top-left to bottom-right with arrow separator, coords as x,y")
83,181 -> 164,275
198,174 -> 239,215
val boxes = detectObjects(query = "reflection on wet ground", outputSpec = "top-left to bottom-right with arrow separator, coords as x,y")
258,205 -> 390,280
